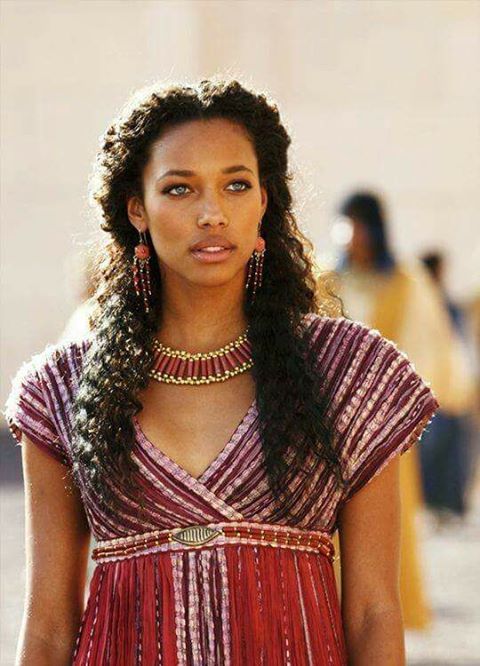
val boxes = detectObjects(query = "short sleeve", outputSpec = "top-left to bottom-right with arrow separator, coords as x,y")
3,355 -> 71,467
313,317 -> 439,503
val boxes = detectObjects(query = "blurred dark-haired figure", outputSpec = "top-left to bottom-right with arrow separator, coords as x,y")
419,252 -> 477,522
468,290 -> 480,412
468,290 -> 480,461
329,190 -> 473,630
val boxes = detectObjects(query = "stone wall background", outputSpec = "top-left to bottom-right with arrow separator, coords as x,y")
1,0 -> 479,399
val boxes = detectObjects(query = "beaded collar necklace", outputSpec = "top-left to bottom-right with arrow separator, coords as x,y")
148,328 -> 253,385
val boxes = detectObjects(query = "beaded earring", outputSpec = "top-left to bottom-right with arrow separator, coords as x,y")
245,234 -> 266,302
133,229 -> 152,313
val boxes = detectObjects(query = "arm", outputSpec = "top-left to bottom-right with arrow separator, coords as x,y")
338,456 -> 405,666
15,436 -> 91,666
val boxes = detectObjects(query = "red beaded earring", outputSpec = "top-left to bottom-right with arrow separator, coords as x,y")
246,234 -> 266,302
133,229 -> 152,313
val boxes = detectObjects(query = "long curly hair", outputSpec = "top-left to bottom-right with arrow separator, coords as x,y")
71,79 -> 344,520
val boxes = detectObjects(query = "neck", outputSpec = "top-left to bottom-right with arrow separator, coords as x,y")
350,256 -> 374,271
155,274 -> 248,352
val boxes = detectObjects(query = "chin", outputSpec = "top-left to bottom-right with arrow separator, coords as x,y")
188,267 -> 242,288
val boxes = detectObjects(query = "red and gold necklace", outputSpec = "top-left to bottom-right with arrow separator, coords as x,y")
148,328 -> 253,385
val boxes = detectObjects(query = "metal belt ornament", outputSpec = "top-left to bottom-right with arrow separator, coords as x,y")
91,521 -> 335,564
171,525 -> 221,545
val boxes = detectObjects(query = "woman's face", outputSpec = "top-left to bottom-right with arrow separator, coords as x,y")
127,117 -> 268,290
348,218 -> 374,267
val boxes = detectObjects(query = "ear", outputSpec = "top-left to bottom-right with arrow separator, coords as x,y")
127,195 -> 148,232
260,184 -> 268,217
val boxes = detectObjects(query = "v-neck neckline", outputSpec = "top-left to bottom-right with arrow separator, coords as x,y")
132,397 -> 258,486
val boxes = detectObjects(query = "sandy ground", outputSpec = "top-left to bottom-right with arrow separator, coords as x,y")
1,431 -> 479,665
404,487 -> 480,666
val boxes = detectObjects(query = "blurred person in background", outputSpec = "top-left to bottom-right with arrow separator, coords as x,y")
419,252 -> 477,524
467,289 -> 480,495
330,190 -> 471,631
468,289 -> 480,414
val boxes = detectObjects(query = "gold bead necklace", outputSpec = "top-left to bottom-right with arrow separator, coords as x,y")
148,327 -> 253,385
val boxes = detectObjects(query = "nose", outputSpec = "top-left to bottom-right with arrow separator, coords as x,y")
197,191 -> 228,228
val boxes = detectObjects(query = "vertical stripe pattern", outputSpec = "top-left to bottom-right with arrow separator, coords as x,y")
3,315 -> 439,664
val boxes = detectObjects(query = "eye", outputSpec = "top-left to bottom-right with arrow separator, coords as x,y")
226,180 -> 252,192
162,180 -> 252,197
163,184 -> 191,197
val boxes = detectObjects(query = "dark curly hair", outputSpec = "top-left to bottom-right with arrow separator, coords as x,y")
72,78 -> 344,521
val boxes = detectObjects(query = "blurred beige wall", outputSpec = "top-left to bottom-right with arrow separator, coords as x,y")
1,0 -> 479,403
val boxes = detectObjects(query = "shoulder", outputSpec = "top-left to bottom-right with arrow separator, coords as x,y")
8,334 -> 93,401
302,313 -> 431,404
302,312 -> 397,362
4,333 -> 94,437
3,336 -> 93,467
300,316 -> 439,503
32,334 -> 92,370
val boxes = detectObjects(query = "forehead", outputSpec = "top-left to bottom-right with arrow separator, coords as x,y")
145,118 -> 258,175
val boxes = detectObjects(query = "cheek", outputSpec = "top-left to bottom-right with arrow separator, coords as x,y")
151,222 -> 187,258
145,198 -> 188,246
146,215 -> 188,263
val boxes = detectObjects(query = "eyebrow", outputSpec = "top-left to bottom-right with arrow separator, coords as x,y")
156,164 -> 254,181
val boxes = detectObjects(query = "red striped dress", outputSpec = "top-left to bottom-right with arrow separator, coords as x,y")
3,314 -> 438,665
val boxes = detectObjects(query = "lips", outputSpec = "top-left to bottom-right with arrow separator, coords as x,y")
194,246 -> 229,253
190,245 -> 235,264
190,236 -> 235,252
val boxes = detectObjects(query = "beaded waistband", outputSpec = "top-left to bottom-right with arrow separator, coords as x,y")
92,521 -> 335,564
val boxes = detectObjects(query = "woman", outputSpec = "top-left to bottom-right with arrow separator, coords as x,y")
331,191 -> 465,630
4,81 -> 438,665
